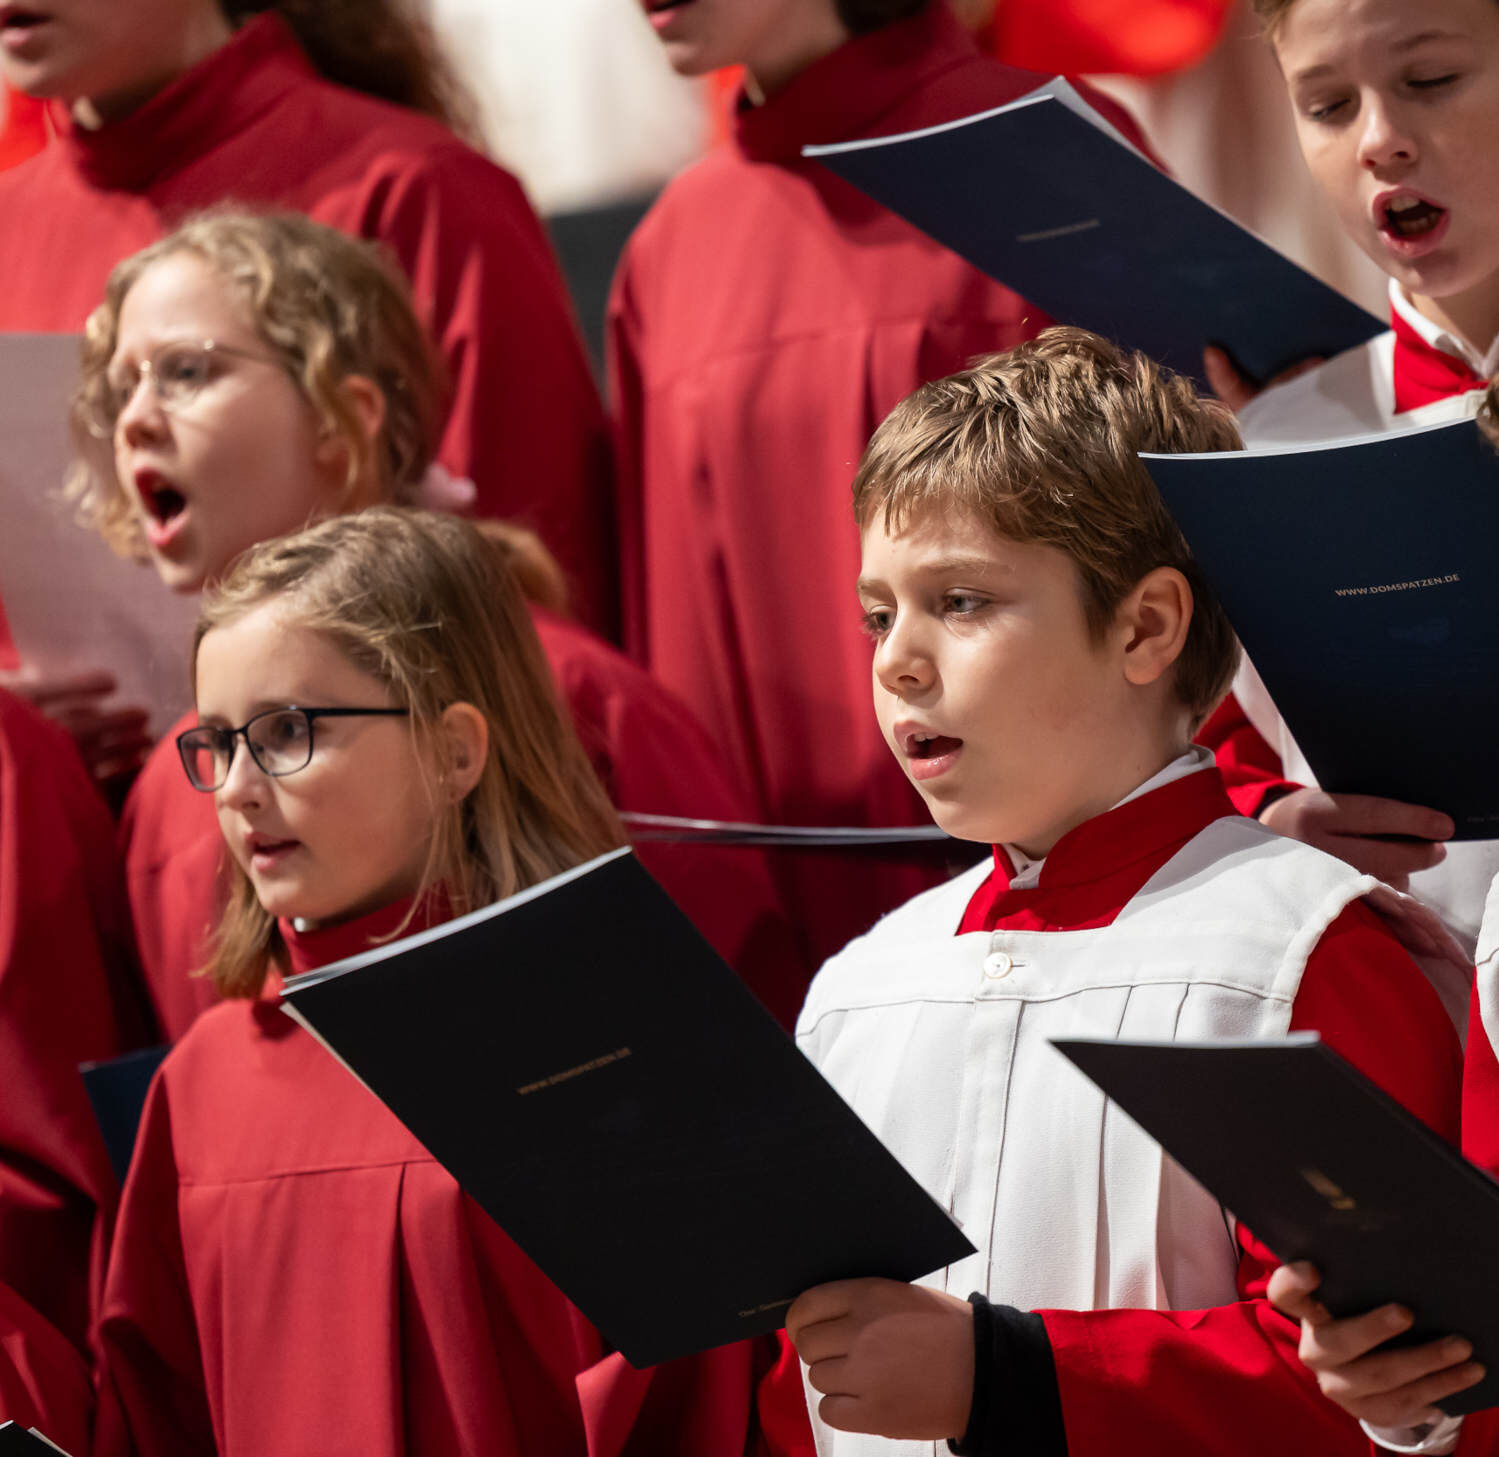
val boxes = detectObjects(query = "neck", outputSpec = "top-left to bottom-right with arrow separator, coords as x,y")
744,10 -> 852,97
72,7 -> 236,127
1408,276 -> 1499,365
1010,736 -> 1192,862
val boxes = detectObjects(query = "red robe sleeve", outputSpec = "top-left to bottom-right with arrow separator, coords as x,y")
340,146 -> 617,638
1038,900 -> 1461,1457
0,689 -> 148,1357
93,1074 -> 215,1457
117,728 -> 226,1044
1462,982 -> 1499,1177
0,1282 -> 91,1457
751,1331 -> 817,1457
1195,693 -> 1301,819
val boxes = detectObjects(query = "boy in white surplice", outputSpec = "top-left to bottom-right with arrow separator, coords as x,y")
763,327 -> 1462,1457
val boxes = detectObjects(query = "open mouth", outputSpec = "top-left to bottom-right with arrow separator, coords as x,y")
642,0 -> 693,11
0,8 -> 48,38
907,732 -> 963,760
136,471 -> 188,528
1382,194 -> 1447,240
248,837 -> 300,867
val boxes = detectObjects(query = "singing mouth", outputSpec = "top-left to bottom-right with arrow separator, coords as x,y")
1379,192 -> 1447,241
0,7 -> 48,35
136,471 -> 188,528
904,730 -> 964,760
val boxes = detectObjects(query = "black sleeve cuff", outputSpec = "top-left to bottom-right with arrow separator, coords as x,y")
948,1295 -> 1066,1457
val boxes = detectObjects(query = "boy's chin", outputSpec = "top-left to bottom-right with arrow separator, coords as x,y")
919,797 -> 1004,847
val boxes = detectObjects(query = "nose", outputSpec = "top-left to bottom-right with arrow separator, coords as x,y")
115,372 -> 167,447
873,609 -> 936,697
1357,93 -> 1417,173
216,734 -> 266,813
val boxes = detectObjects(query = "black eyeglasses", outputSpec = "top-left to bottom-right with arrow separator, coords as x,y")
176,706 -> 411,793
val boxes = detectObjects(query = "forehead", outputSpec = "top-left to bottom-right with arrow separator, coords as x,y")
1275,0 -> 1491,69
196,604 -> 378,713
857,508 -> 1073,586
114,250 -> 258,354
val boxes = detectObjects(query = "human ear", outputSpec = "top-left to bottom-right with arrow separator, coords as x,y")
437,702 -> 489,803
1118,566 -> 1192,688
315,375 -> 388,507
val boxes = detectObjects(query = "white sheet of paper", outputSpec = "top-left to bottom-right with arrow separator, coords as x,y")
0,333 -> 198,735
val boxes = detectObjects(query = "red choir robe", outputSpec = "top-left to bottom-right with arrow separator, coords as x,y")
608,3 -> 1150,966
1458,996 -> 1499,1455
119,608 -> 805,1044
0,688 -> 147,1360
0,1281 -> 91,1456
0,13 -> 614,633
0,85 -> 45,173
759,767 -> 1461,1455
93,897 -> 773,1457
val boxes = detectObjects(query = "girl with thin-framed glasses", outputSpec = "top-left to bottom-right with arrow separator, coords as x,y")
93,507 -> 773,1457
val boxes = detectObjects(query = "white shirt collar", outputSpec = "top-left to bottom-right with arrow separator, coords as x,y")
1389,279 -> 1499,378
1000,746 -> 1214,892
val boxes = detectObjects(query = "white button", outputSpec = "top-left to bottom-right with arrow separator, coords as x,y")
983,951 -> 1013,980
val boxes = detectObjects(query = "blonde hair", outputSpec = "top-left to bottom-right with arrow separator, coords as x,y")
194,507 -> 623,998
852,326 -> 1243,722
69,209 -> 446,562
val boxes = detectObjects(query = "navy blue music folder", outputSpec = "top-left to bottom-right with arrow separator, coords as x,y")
1144,416 -> 1499,838
805,80 -> 1382,385
1056,1034 -> 1499,1416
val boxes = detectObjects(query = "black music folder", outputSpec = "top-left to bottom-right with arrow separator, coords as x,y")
0,1424 -> 73,1454
1055,1033 -> 1499,1415
281,848 -> 974,1367
1144,416 -> 1499,837
805,78 -> 1382,385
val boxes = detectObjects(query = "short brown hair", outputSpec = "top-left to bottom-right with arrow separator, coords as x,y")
194,507 -> 623,998
852,326 -> 1243,722
69,209 -> 446,562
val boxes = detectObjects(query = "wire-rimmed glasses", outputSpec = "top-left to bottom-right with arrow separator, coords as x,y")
85,339 -> 286,440
176,706 -> 411,793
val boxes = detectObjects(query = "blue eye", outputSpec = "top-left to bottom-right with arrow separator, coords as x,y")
944,593 -> 986,616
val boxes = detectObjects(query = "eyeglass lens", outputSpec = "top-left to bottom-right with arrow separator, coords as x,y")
99,344 -> 219,434
181,709 -> 314,790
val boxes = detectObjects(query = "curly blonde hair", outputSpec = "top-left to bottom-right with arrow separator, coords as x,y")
68,209 -> 446,563
194,508 -> 623,998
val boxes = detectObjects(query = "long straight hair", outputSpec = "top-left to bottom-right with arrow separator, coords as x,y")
195,508 -> 624,996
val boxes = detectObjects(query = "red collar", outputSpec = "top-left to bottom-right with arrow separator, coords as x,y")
279,891 -> 447,980
55,13 -> 311,190
734,4 -> 983,164
960,767 -> 1238,933
1390,300 -> 1487,414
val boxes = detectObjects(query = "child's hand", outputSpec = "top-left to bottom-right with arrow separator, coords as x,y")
1,665 -> 153,788
1202,346 -> 1324,413
1259,788 -> 1452,889
785,1277 -> 974,1440
1268,1262 -> 1485,1427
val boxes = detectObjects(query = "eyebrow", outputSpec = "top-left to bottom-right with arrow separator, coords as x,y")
857,555 -> 1009,595
1289,30 -> 1465,84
